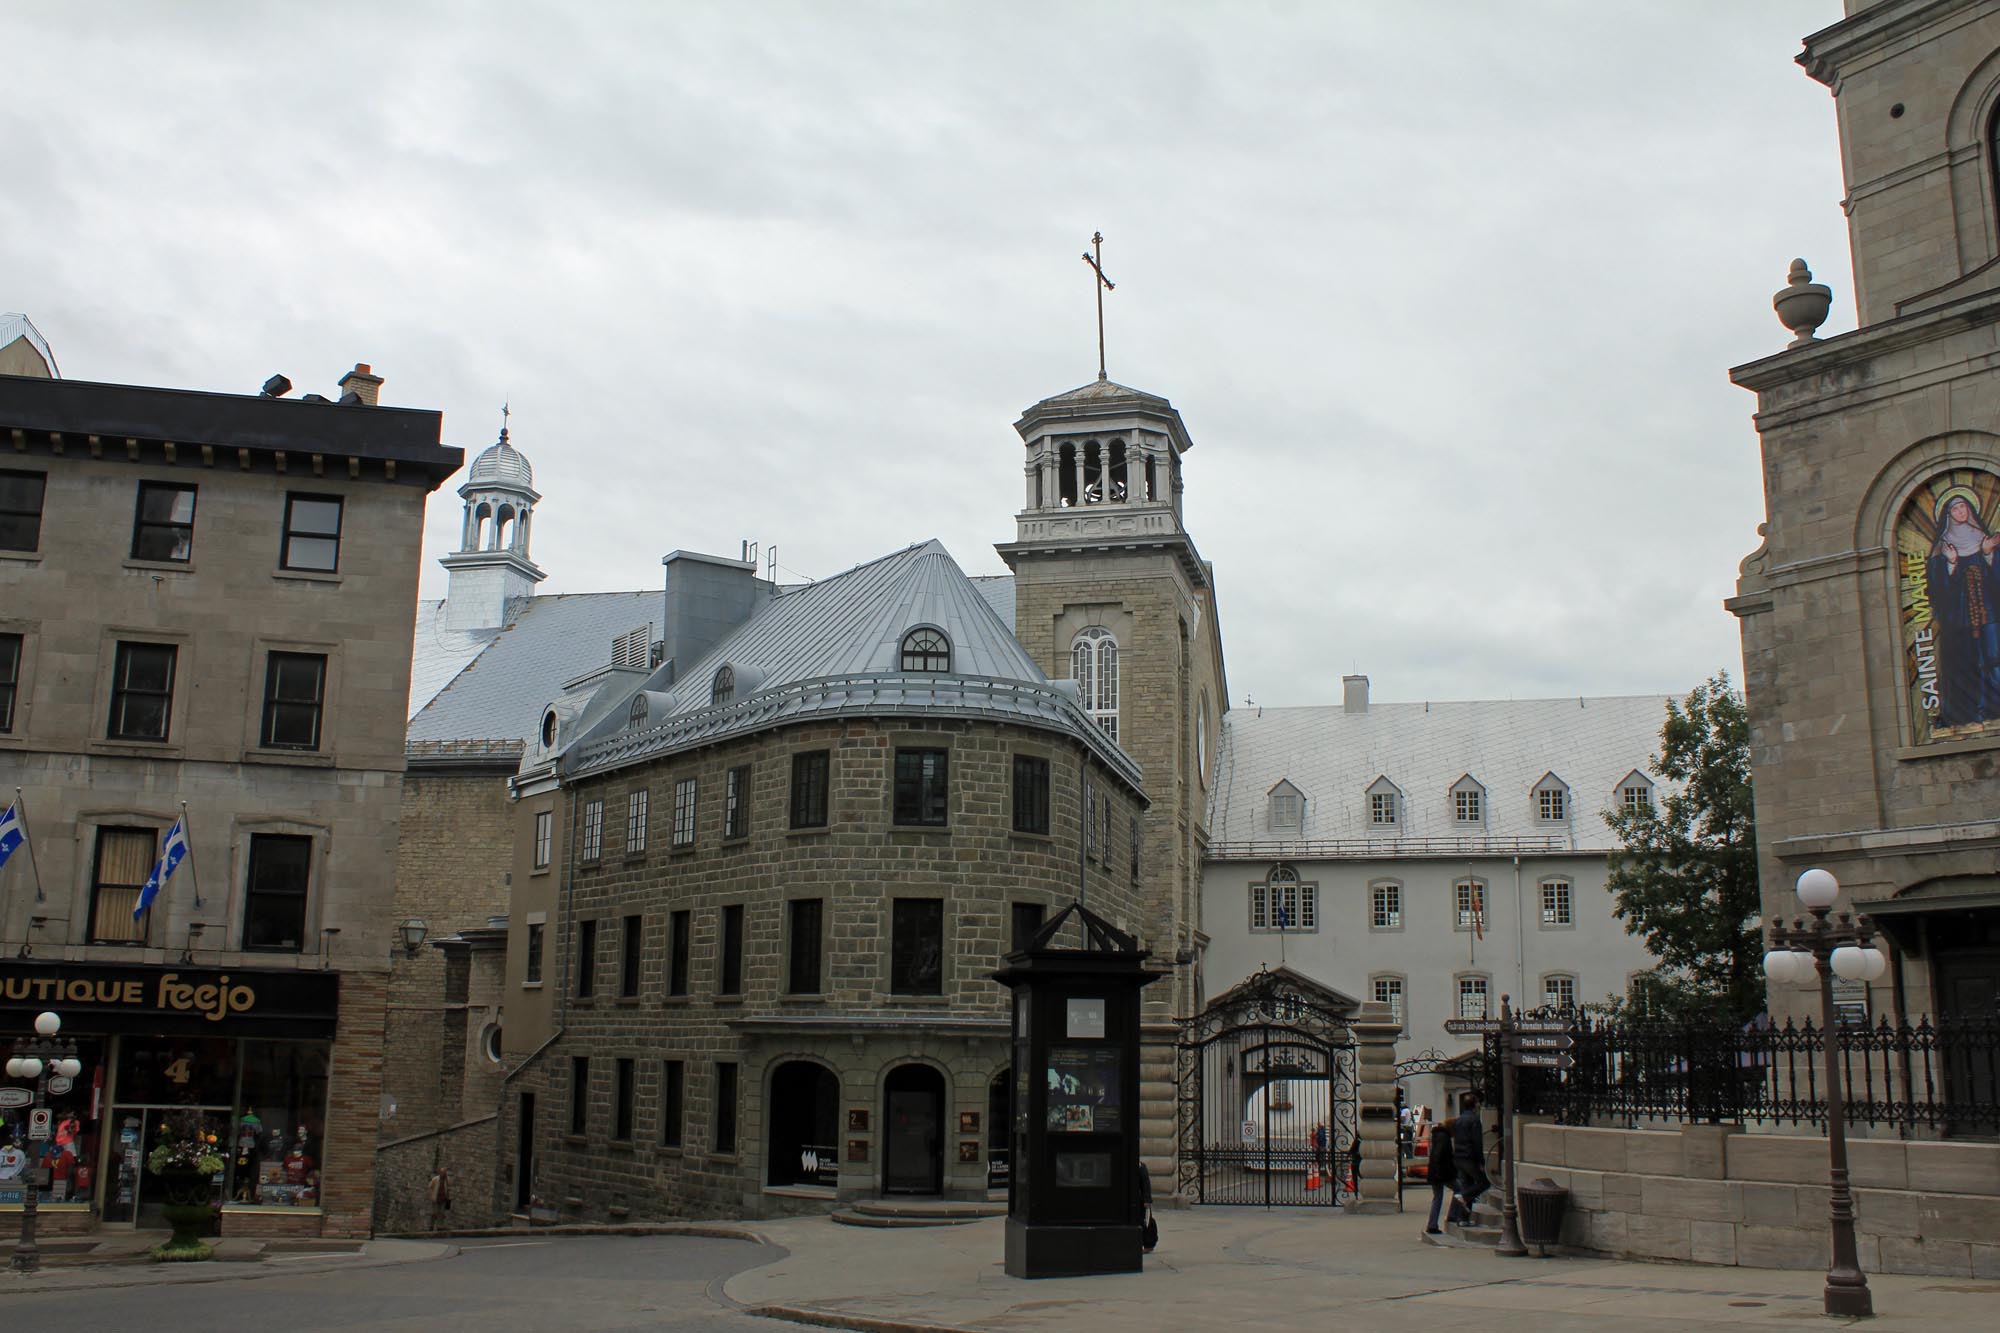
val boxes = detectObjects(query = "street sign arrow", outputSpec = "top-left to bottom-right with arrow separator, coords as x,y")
1511,1051 -> 1576,1070
1443,1018 -> 1502,1035
1511,1034 -> 1574,1052
1514,1019 -> 1575,1035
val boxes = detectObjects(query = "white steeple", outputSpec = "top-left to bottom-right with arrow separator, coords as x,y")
439,415 -> 545,631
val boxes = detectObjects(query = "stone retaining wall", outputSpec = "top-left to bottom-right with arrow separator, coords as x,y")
1516,1121 -> 2000,1279
374,1114 -> 500,1234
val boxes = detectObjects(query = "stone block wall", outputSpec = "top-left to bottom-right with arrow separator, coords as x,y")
374,1114 -> 500,1234
1517,1121 -> 2000,1278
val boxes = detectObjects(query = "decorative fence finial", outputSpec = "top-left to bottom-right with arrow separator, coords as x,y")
1774,258 -> 1833,348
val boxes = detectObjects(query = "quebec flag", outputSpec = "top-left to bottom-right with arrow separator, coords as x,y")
134,815 -> 189,918
0,802 -> 23,873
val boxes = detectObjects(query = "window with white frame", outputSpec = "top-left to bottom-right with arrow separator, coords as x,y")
1249,864 -> 1317,933
1372,975 -> 1405,1029
1070,626 -> 1119,742
1456,974 -> 1490,1020
1369,791 -> 1398,825
1620,776 -> 1653,811
1543,974 -> 1577,1010
1454,879 -> 1485,932
581,799 -> 604,862
1370,881 -> 1402,930
672,777 -> 697,847
1540,879 -> 1573,927
1454,786 -> 1482,822
1268,781 -> 1303,833
1534,775 -> 1569,822
627,788 -> 648,853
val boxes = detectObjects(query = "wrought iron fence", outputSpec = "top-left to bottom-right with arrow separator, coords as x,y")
1491,1012 -> 2000,1138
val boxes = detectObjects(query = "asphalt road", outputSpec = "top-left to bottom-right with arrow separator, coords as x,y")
6,1235 -> 783,1332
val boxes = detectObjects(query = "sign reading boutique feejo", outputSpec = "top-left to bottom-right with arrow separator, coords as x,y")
0,961 -> 337,1037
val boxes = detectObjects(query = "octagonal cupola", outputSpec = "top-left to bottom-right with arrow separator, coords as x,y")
440,415 -> 546,631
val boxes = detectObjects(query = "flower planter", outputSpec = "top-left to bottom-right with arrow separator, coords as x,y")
153,1169 -> 216,1261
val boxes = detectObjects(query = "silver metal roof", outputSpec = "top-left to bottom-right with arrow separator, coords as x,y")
407,590 -> 662,743
560,540 -> 1137,791
1206,694 -> 1672,856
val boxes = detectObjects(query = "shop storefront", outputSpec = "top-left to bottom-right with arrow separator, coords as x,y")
0,961 -> 337,1234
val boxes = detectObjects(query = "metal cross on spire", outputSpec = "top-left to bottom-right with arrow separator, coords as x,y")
499,402 -> 511,443
1081,231 -> 1115,382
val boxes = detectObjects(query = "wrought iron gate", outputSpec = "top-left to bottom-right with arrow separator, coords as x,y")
1177,969 -> 1359,1207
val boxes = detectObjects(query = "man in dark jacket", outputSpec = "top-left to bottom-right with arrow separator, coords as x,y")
1451,1092 -> 1490,1210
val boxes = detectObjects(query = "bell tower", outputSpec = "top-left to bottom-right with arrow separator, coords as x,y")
439,418 -> 546,631
998,376 -> 1224,1012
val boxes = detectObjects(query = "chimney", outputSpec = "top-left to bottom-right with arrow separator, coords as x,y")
337,362 -> 383,406
1342,674 -> 1369,714
659,549 -> 767,683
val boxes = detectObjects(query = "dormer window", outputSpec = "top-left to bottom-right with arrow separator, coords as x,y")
900,627 -> 951,672
541,709 -> 558,749
1533,773 -> 1570,822
1267,779 -> 1304,833
1451,775 -> 1484,824
629,695 -> 649,726
712,664 -> 735,706
1366,777 -> 1402,827
1617,771 -> 1654,812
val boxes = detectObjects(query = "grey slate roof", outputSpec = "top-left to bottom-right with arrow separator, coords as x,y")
407,590 -> 661,743
967,575 -> 1016,632
561,540 -> 1138,791
1206,694 -> 1672,855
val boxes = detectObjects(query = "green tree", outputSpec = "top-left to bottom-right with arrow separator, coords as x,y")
1602,673 -> 1763,1024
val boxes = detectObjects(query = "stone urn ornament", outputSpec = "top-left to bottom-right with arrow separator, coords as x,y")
1774,258 -> 1833,347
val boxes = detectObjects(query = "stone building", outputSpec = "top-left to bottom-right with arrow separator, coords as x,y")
1729,0 -> 2000,1027
479,376 -> 1223,1222
376,427 -> 659,1231
1200,678 -> 1666,1114
0,349 -> 460,1238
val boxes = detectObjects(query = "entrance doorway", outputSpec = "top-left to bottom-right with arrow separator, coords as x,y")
101,1106 -> 229,1231
987,1069 -> 1011,1190
515,1092 -> 536,1212
768,1061 -> 840,1187
882,1064 -> 944,1195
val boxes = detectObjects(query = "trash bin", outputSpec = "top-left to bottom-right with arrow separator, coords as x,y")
1515,1177 -> 1569,1248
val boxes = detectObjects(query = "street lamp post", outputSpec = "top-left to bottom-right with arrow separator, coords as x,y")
6,1011 -> 82,1274
1764,868 -> 1888,1320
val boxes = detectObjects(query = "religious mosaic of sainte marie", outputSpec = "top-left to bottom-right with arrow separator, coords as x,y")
1899,467 -> 2000,742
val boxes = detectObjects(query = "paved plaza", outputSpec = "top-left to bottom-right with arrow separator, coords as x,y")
4,1208 -> 1998,1331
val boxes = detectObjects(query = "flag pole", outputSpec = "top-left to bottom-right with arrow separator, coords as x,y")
16,786 -> 45,903
179,801 -> 202,909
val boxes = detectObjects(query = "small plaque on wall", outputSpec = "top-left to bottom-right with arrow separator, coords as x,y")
847,1109 -> 869,1132
958,1140 -> 981,1163
1066,997 -> 1106,1039
958,1111 -> 980,1134
846,1139 -> 869,1162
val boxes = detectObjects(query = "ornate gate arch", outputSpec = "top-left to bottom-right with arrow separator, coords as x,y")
1177,967 -> 1359,1207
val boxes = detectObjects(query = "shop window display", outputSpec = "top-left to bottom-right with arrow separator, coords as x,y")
0,1038 -> 105,1210
232,1040 -> 328,1207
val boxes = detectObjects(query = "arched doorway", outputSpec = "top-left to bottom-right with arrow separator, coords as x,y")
768,1061 -> 840,1188
882,1064 -> 945,1195
987,1068 -> 1012,1190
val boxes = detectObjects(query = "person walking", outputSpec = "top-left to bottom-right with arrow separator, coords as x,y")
1138,1159 -> 1158,1253
1451,1092 -> 1489,1212
1424,1124 -> 1468,1234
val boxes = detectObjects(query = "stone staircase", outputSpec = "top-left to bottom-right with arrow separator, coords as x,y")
830,1198 -> 1008,1229
1443,1194 -> 1503,1246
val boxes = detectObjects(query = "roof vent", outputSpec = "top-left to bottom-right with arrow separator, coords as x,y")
612,626 -> 652,669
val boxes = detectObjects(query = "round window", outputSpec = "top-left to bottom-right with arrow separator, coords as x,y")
540,710 -> 558,749
481,1022 -> 504,1065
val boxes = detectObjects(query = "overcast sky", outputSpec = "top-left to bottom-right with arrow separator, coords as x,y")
4,1 -> 1853,710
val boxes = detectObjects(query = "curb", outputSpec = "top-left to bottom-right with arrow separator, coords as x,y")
746,1305 -> 982,1333
0,1241 -> 459,1297
396,1223 -> 769,1244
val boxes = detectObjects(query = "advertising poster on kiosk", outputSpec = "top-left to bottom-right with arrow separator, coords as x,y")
1046,1045 -> 1122,1134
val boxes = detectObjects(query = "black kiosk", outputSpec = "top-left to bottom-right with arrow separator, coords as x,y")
993,902 -> 1160,1278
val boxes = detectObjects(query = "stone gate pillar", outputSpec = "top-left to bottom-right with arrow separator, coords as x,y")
1350,1002 -> 1403,1214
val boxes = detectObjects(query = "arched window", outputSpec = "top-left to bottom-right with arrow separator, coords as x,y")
711,664 -> 735,706
1542,973 -> 1578,1011
540,709 -> 558,749
1249,863 -> 1316,932
628,694 -> 648,726
900,627 -> 950,672
472,503 -> 491,550
1070,627 -> 1119,741
494,505 -> 515,550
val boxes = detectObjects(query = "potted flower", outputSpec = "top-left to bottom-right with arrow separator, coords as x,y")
145,1111 -> 225,1261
